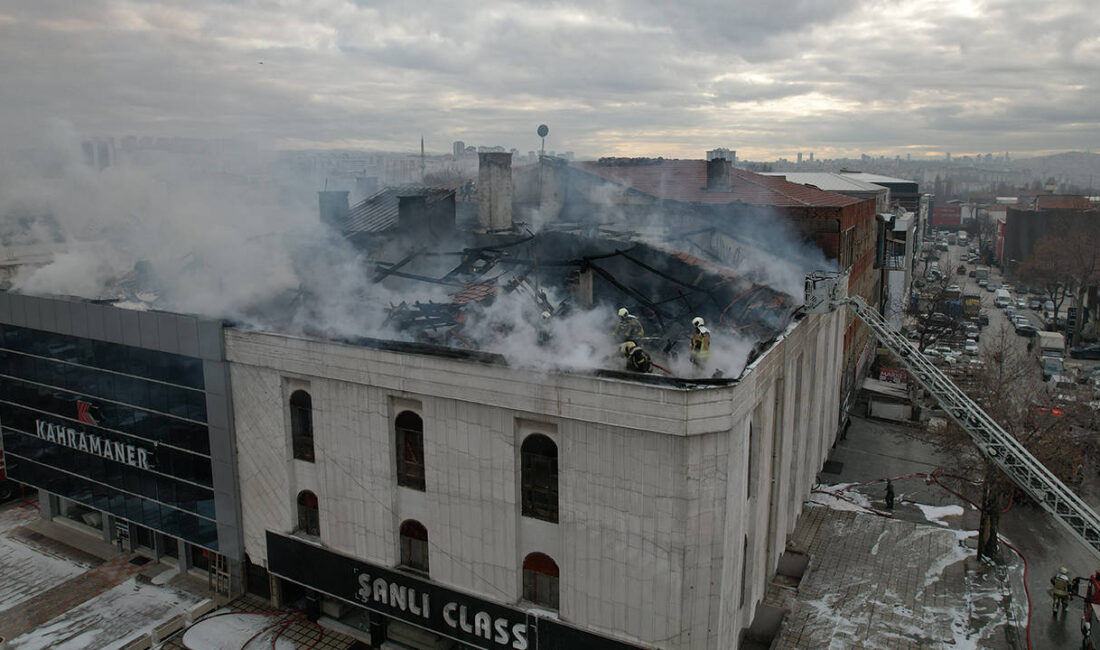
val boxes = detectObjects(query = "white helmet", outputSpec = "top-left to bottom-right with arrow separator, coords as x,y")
618,307 -> 629,318
692,317 -> 705,328
541,311 -> 551,320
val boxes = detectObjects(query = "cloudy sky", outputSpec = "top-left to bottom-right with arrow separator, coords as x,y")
1,0 -> 1097,160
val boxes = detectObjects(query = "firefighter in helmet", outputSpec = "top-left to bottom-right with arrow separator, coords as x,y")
690,316 -> 711,367
614,307 -> 644,342
620,341 -> 652,373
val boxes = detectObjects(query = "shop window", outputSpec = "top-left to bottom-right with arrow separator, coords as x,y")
399,520 -> 429,573
522,552 -> 559,610
395,411 -> 425,491
296,490 -> 319,536
290,390 -> 314,462
521,434 -> 558,523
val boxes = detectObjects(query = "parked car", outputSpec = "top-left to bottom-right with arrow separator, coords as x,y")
977,279 -> 989,288
1044,300 -> 1055,311
1069,344 -> 1100,360
965,324 -> 980,340
984,284 -> 996,292
977,312 -> 990,326
930,312 -> 952,325
968,270 -> 977,278
964,340 -> 979,356
1015,322 -> 1038,337
1004,306 -> 1017,320
1015,299 -> 1027,309
1029,298 -> 1042,310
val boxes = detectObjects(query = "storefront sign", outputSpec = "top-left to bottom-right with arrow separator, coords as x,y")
33,419 -> 154,470
266,531 -> 640,650
879,367 -> 909,384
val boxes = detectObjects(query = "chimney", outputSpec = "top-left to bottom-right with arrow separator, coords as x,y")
539,155 -> 568,223
478,152 -> 513,231
318,191 -> 350,231
398,194 -> 428,233
706,158 -> 731,191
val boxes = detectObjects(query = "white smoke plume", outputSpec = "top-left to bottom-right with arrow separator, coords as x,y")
1,130 -> 824,380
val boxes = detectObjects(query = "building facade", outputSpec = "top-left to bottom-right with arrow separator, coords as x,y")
0,292 -> 243,582
228,306 -> 846,649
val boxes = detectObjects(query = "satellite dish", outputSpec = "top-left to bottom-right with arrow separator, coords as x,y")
537,124 -> 549,138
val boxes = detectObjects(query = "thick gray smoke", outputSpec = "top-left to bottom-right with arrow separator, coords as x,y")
1,129 -> 819,379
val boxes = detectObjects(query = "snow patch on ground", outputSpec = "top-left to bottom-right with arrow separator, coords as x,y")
0,503 -> 38,534
182,610 -> 297,650
916,503 -> 965,526
0,534 -> 89,613
151,568 -> 176,585
809,483 -> 875,512
870,528 -> 889,556
10,576 -> 202,650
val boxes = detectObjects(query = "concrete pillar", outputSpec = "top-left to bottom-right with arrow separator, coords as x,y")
538,155 -> 567,223
40,492 -> 57,520
478,152 -> 513,231
576,266 -> 594,309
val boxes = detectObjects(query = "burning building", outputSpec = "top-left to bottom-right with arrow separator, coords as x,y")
0,147 -> 860,649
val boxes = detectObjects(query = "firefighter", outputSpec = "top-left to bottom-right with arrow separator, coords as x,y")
690,316 -> 711,367
614,308 -> 644,342
536,311 -> 552,347
1051,566 -> 1071,618
885,479 -> 895,510
620,341 -> 652,373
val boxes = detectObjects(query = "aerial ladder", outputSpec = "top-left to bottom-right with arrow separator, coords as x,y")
804,271 -> 1100,559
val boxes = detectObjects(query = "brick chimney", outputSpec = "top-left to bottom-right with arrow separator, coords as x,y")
478,152 -> 513,231
318,191 -> 350,231
706,158 -> 732,191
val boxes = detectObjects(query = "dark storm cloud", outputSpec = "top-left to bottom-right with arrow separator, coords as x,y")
0,0 -> 1097,158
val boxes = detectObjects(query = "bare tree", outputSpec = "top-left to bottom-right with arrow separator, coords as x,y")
1019,224 -> 1100,342
921,326 -> 1089,560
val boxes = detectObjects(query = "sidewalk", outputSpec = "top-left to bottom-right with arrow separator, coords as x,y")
763,414 -> 1027,649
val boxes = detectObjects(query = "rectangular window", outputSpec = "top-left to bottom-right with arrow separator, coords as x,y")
523,570 -> 559,609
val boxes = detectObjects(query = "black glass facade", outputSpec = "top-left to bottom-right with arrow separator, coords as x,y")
0,324 -> 219,550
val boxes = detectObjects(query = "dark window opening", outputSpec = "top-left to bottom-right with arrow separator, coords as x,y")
396,411 -> 425,491
521,434 -> 558,523
399,519 -> 429,573
522,552 -> 559,609
297,490 -> 319,536
290,390 -> 314,462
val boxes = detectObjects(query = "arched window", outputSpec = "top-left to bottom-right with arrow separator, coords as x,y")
296,490 -> 319,536
396,411 -> 425,490
399,520 -> 429,573
290,390 -> 314,462
522,552 -> 559,609
521,434 -> 558,523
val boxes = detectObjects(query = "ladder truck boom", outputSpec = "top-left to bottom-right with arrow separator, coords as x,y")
805,271 -> 1100,559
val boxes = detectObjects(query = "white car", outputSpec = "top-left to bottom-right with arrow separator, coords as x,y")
964,340 -> 979,356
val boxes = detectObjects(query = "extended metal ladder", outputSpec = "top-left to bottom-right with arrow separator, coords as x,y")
806,271 -> 1100,558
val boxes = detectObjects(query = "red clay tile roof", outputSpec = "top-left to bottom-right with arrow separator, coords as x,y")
1035,195 -> 1091,210
451,279 -> 498,305
571,159 -> 861,208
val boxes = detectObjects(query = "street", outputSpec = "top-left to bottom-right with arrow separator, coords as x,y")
918,238 -> 1100,647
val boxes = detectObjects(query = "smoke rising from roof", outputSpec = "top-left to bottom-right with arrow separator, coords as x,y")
2,126 -> 827,380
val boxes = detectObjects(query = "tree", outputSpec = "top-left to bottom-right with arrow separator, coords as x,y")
907,273 -> 965,351
921,326 -> 1090,561
1019,223 -> 1100,342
